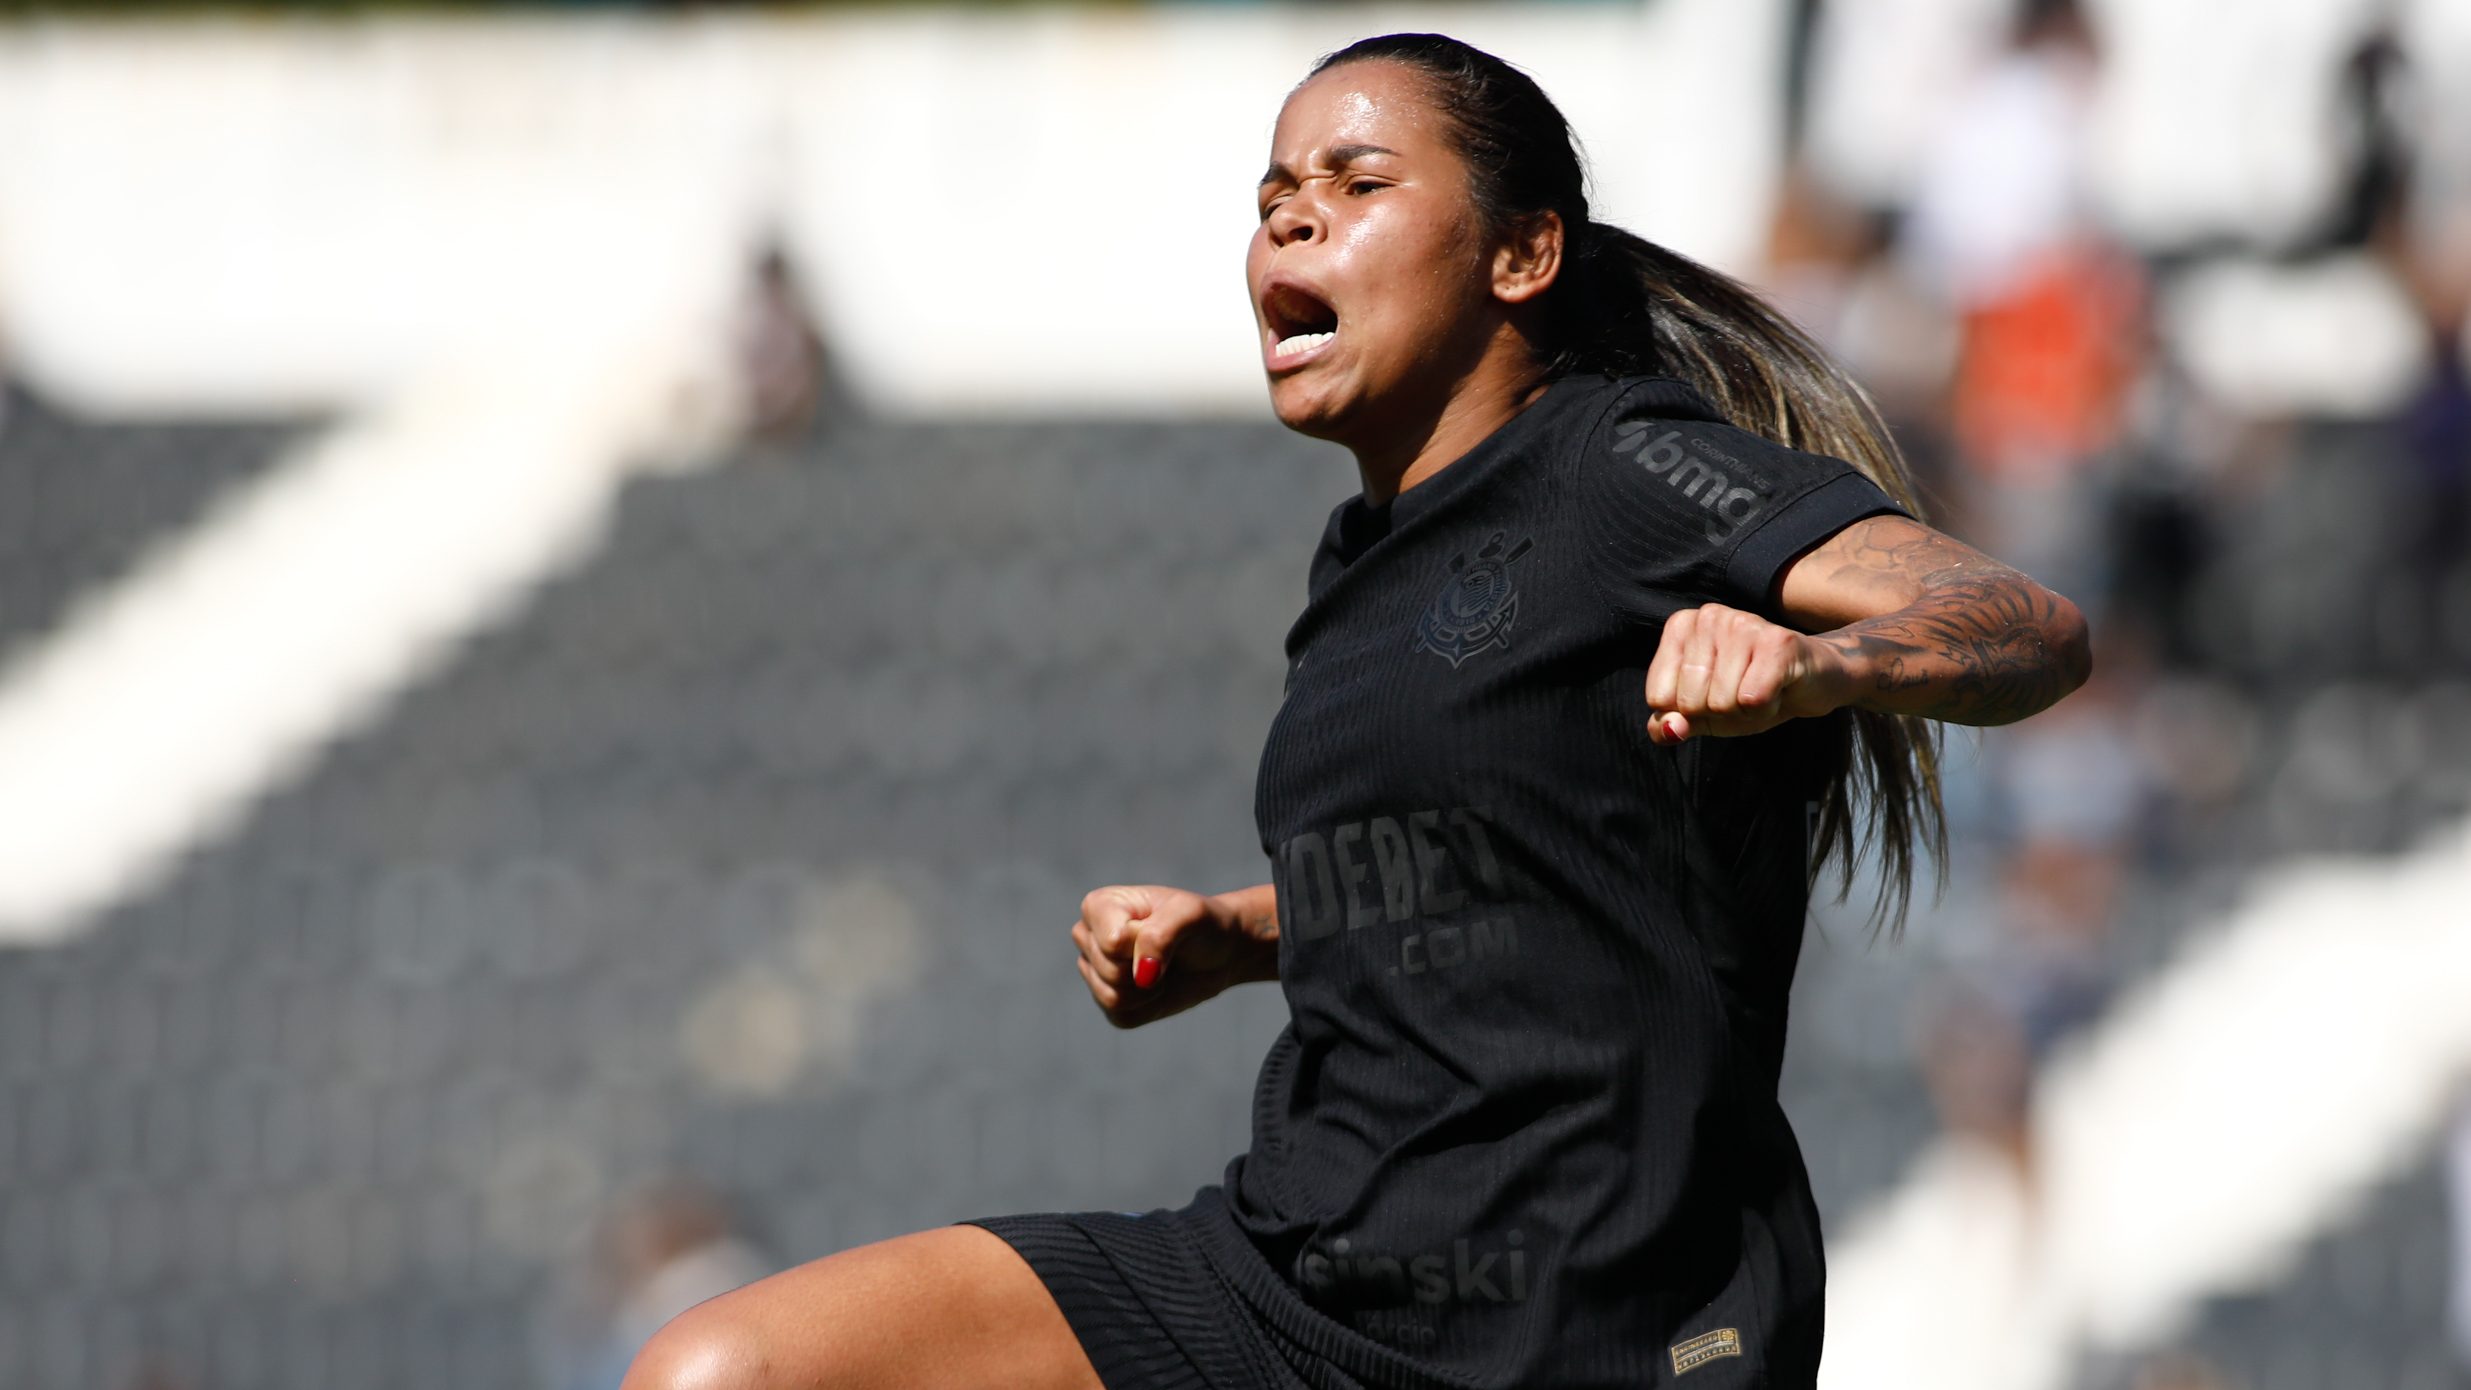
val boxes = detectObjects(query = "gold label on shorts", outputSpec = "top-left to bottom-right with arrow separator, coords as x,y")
1669,1326 -> 1742,1375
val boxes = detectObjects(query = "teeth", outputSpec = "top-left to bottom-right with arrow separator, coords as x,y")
1275,330 -> 1335,356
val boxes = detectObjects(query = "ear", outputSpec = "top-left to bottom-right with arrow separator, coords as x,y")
1490,210 -> 1564,306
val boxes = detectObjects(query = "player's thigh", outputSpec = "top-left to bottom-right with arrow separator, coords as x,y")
620,1223 -> 1104,1390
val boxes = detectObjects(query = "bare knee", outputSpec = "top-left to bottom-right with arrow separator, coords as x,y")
618,1227 -> 1095,1390
620,1302 -> 771,1390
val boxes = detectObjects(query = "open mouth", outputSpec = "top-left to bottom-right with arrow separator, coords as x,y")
1262,280 -> 1340,359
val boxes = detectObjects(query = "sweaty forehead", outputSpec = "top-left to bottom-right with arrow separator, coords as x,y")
1270,61 -> 1441,163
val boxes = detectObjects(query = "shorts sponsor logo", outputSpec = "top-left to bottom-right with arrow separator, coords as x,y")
1299,1229 -> 1531,1308
1669,1327 -> 1743,1374
1609,423 -> 1772,543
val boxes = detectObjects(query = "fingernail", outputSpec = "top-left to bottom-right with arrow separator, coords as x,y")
1665,714 -> 1687,740
1134,956 -> 1161,989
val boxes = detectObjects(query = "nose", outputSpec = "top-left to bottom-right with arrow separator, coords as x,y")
1265,188 -> 1322,248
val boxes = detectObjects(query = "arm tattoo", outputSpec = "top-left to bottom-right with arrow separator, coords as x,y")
1809,522 -> 2091,726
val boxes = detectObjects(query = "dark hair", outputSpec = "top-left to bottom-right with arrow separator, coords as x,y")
1308,32 -> 1947,939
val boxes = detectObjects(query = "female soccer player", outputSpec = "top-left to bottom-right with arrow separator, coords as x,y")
622,31 -> 2089,1390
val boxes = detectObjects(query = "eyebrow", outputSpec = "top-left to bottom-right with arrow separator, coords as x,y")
1258,143 -> 1399,191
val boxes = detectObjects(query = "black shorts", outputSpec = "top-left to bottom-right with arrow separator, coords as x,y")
957,1185 -> 1472,1390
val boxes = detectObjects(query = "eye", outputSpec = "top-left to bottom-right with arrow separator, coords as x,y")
1258,194 -> 1287,223
1346,178 -> 1385,196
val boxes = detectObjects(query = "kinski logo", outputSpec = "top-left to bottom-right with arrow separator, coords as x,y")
1300,1231 -> 1531,1307
1610,422 -> 1771,542
1413,531 -> 1534,668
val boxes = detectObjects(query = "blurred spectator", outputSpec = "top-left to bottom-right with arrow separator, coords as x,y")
1764,165 -> 1963,513
1900,0 -> 2139,612
538,1178 -> 773,1390
735,240 -> 836,450
2388,160 -> 2471,594
1828,964 -> 2072,1390
1901,0 -> 2103,309
1917,972 -> 2038,1171
2096,353 -> 2243,673
2397,297 -> 2470,579
1970,625 -> 2160,1061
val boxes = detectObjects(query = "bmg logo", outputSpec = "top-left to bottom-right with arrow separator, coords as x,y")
1610,423 -> 1769,542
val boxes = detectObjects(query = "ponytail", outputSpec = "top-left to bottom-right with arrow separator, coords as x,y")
1310,33 -> 1948,938
1560,222 -> 1949,939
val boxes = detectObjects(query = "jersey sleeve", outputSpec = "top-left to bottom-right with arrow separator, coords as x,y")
1576,383 -> 1912,628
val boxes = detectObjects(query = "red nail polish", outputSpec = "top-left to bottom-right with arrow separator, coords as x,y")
1134,956 -> 1161,989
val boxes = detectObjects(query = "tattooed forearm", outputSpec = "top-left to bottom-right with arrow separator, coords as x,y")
1794,517 -> 2093,726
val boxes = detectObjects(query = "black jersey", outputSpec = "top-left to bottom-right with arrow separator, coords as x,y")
1209,372 -> 1910,1389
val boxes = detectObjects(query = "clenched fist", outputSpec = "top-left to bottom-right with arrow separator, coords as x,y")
1643,602 -> 1850,744
1073,883 -> 1280,1029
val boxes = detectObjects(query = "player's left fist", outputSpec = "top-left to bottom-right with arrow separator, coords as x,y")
1643,603 -> 1848,744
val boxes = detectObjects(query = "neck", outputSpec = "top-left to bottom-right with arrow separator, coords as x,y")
1350,346 -> 1550,507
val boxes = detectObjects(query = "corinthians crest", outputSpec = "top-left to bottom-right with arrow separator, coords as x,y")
1413,531 -> 1535,668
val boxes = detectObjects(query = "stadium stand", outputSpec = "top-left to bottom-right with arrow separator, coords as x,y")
0,387 -> 306,671
0,387 -> 2460,1390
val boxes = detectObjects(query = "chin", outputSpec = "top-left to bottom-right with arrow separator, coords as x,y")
1265,375 -> 1358,441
